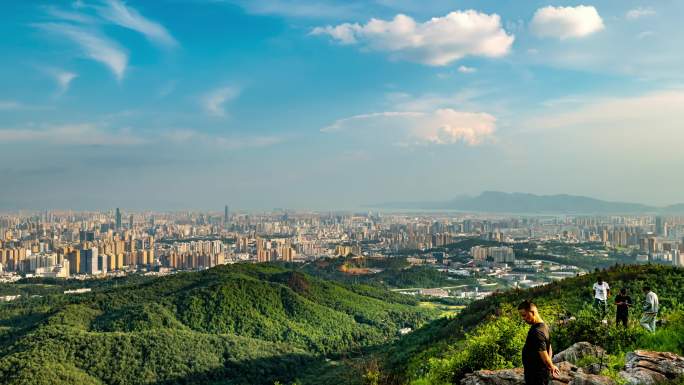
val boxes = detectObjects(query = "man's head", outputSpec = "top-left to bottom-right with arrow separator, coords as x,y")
620,288 -> 627,295
642,285 -> 651,293
597,276 -> 603,284
518,300 -> 539,325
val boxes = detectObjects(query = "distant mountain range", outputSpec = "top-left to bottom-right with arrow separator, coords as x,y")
371,191 -> 684,214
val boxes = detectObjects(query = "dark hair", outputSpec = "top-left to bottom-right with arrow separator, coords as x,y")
620,288 -> 627,294
643,286 -> 651,292
518,300 -> 536,311
597,276 -> 603,282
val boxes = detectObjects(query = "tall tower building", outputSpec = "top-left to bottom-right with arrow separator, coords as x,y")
224,205 -> 230,225
115,208 -> 122,230
129,214 -> 134,229
655,216 -> 665,236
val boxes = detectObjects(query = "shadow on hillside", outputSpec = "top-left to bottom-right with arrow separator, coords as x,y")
152,352 -> 361,385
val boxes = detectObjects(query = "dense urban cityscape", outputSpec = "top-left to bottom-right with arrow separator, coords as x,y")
2,207 -> 683,302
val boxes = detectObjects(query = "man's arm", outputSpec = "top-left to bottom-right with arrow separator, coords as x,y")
538,350 -> 560,378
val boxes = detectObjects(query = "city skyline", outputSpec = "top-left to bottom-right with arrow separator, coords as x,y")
2,0 -> 684,210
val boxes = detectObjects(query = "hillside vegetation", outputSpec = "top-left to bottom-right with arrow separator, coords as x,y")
0,264 -> 437,385
378,264 -> 684,385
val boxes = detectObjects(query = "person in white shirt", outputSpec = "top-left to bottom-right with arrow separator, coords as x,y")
592,277 -> 610,319
640,286 -> 659,333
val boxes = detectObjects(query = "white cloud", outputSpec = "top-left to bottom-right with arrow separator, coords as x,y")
202,87 -> 240,117
626,7 -> 656,20
530,5 -> 604,39
458,65 -> 476,73
97,0 -> 178,48
321,109 -> 496,146
0,124 -> 145,146
311,10 -> 514,66
54,70 -> 78,94
34,23 -> 128,80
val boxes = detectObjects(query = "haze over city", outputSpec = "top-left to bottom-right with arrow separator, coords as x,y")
2,0 -> 683,210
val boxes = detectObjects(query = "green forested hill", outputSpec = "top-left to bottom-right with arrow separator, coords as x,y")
0,264 -> 437,385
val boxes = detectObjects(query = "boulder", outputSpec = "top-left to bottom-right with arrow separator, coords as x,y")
553,342 -> 607,364
461,362 -> 582,385
459,349 -> 684,385
620,350 -> 684,385
461,368 -> 524,385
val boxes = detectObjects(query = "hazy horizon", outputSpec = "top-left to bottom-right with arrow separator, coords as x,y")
2,190 -> 683,213
2,1 -> 683,210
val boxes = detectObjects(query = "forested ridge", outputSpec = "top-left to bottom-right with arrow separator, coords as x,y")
0,263 -> 436,385
2,264 -> 683,385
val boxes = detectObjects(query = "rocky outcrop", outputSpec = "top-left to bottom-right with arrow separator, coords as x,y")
461,361 -> 613,385
620,350 -> 684,385
461,368 -> 524,385
460,344 -> 684,385
552,342 -> 607,364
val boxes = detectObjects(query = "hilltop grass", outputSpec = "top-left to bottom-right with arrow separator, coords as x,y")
380,264 -> 684,385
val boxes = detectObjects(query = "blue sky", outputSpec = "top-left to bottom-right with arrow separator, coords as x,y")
1,0 -> 683,211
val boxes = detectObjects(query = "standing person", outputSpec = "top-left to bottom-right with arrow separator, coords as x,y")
640,286 -> 659,333
592,277 -> 611,320
518,300 -> 560,385
614,288 -> 632,327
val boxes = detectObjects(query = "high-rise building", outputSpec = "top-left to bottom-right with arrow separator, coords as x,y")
490,246 -> 516,263
82,247 -> 100,275
129,214 -> 134,229
97,253 -> 108,274
115,208 -> 122,230
68,249 -> 81,275
224,205 -> 230,225
256,237 -> 271,262
655,216 -> 665,236
470,246 -> 487,261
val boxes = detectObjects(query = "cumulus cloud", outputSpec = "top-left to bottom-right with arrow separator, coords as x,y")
34,23 -> 128,80
311,10 -> 514,66
321,109 -> 496,146
202,87 -> 240,117
626,7 -> 656,20
530,5 -> 604,39
97,0 -> 178,48
0,124 -> 145,146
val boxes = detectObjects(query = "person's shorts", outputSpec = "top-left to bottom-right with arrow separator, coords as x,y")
525,370 -> 550,385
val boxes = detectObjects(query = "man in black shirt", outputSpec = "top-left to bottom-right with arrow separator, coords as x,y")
614,288 -> 632,327
519,300 -> 560,385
